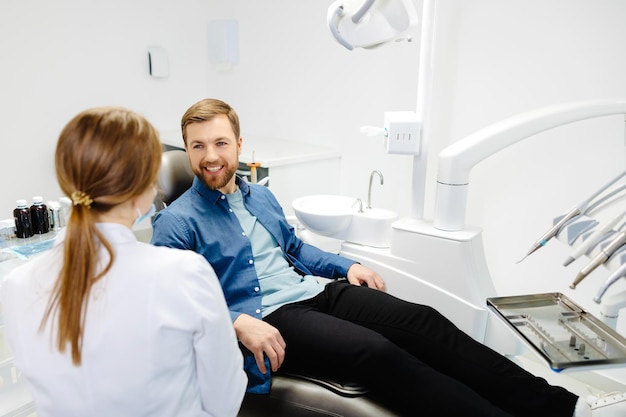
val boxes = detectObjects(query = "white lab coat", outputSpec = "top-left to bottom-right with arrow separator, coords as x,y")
1,223 -> 247,417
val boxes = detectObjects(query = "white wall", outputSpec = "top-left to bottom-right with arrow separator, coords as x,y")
0,0 -> 212,218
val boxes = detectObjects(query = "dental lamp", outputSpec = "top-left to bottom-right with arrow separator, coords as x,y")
327,0 -> 419,50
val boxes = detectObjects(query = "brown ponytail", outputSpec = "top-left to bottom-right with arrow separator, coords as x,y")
42,107 -> 162,365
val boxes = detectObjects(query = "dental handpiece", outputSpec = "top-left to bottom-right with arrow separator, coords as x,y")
593,261 -> 626,303
570,230 -> 626,289
518,168 -> 626,264
563,212 -> 626,267
517,206 -> 581,263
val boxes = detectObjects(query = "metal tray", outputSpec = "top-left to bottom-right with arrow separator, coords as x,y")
487,293 -> 626,371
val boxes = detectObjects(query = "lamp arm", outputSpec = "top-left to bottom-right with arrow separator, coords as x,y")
352,0 -> 375,23
328,5 -> 354,50
433,99 -> 626,231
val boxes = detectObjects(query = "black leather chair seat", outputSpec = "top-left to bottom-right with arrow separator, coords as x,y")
238,374 -> 400,417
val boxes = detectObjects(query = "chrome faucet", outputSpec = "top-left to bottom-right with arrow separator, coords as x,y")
352,198 -> 364,213
367,170 -> 384,209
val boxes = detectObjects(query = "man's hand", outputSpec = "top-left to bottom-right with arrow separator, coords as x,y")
346,263 -> 386,291
233,314 -> 286,374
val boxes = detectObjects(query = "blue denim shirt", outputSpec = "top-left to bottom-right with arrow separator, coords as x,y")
151,176 -> 355,393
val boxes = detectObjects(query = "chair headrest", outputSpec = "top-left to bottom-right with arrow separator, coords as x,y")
158,150 -> 194,206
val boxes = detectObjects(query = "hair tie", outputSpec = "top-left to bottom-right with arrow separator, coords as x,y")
70,191 -> 93,208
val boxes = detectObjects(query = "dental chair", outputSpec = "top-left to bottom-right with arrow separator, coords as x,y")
156,148 -> 196,207
156,149 -> 401,417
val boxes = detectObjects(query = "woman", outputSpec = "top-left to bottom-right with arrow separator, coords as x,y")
1,107 -> 247,416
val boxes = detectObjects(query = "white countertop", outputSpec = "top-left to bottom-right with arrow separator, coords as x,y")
239,135 -> 340,167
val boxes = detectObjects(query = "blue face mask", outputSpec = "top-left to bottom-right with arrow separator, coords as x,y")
134,203 -> 156,225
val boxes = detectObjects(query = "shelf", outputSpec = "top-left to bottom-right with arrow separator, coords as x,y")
0,232 -> 57,262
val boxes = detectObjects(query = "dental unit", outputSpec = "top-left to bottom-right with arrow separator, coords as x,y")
294,1 -> 626,405
309,98 -> 626,379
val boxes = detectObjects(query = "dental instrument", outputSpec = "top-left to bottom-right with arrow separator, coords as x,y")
518,168 -> 626,263
570,230 -> 626,289
594,261 -> 626,303
563,211 -> 626,267
516,206 -> 582,264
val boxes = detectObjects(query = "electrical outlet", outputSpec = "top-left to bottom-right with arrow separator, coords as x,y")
384,111 -> 421,155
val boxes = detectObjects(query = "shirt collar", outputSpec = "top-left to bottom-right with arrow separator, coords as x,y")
53,223 -> 137,247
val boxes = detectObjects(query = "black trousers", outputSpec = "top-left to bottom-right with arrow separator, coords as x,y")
264,281 -> 578,417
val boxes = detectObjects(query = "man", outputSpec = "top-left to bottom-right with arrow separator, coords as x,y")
151,98 -> 625,417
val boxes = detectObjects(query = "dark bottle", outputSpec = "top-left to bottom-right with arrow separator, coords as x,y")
30,196 -> 50,234
14,199 -> 33,238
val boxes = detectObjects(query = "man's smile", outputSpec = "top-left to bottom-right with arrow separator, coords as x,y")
203,165 -> 223,173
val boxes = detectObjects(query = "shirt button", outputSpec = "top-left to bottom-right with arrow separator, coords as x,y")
254,287 -> 260,292
248,259 -> 254,265
220,195 -> 226,200
241,232 -> 246,236
229,208 -> 233,212
255,309 -> 261,314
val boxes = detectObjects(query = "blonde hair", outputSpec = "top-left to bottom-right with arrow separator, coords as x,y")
44,106 -> 162,365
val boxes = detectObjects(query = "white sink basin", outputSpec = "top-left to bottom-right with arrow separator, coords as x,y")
292,195 -> 358,236
292,195 -> 398,248
349,207 -> 399,248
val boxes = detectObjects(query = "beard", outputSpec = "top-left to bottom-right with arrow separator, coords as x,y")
193,162 -> 238,192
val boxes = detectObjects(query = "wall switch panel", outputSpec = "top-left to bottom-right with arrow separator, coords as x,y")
384,111 -> 421,155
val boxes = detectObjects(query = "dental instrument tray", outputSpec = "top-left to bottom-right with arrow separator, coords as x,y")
487,293 -> 626,371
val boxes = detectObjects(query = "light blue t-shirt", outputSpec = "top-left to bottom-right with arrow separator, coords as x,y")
226,189 -> 323,316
